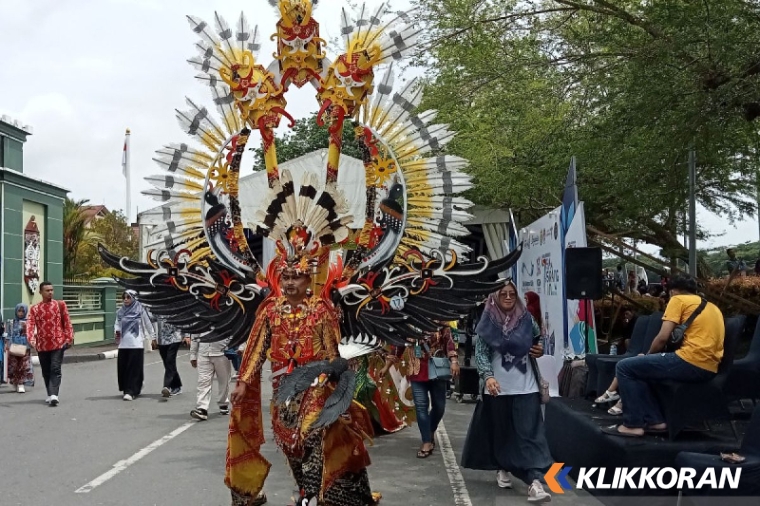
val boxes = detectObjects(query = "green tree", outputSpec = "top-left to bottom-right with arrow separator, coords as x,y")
417,0 -> 760,265
250,112 -> 365,169
77,210 -> 139,278
63,198 -> 99,278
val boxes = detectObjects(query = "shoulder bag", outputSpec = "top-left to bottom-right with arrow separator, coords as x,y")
667,298 -> 707,351
9,342 -> 28,357
530,357 -> 550,404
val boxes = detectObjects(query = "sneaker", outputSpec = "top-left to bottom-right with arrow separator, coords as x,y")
528,480 -> 551,503
49,395 -> 59,407
123,394 -> 134,401
190,408 -> 208,421
17,385 -> 26,393
220,405 -> 230,415
170,387 -> 182,396
45,395 -> 52,404
252,492 -> 267,506
496,470 -> 512,489
161,387 -> 171,398
594,390 -> 620,403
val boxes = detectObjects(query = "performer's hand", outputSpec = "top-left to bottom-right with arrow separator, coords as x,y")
529,343 -> 544,358
450,360 -> 460,378
190,359 -> 197,368
485,377 -> 501,396
230,381 -> 247,405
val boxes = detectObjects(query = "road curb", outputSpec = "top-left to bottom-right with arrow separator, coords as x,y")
31,350 -> 119,366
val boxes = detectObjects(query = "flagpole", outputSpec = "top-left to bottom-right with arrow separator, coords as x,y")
124,128 -> 131,223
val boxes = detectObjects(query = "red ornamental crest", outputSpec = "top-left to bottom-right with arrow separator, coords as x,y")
24,216 -> 41,293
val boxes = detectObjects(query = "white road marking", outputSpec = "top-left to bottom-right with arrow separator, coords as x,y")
75,422 -> 195,493
436,421 -> 473,506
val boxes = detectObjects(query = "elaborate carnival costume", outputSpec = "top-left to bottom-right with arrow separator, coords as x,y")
100,1 -> 521,505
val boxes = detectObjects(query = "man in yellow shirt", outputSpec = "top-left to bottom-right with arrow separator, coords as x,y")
604,276 -> 724,437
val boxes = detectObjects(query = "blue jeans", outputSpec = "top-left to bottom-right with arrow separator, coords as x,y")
411,380 -> 448,444
616,353 -> 715,428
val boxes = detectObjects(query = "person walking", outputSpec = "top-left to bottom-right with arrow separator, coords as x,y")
397,324 -> 459,458
115,290 -> 155,401
155,318 -> 183,398
27,281 -> 74,406
461,281 -> 552,503
189,337 -> 231,421
5,304 -> 34,393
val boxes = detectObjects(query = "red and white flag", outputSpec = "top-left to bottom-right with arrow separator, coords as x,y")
122,128 -> 130,178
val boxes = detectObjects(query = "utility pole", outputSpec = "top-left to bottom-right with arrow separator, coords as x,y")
688,148 -> 697,277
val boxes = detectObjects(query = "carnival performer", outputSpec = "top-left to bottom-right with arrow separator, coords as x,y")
461,281 -> 553,503
352,352 -> 408,435
227,258 -> 377,506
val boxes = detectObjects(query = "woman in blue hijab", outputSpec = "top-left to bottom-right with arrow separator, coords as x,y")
461,281 -> 553,504
5,304 -> 34,392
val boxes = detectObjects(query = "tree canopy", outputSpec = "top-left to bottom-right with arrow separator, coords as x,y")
63,202 -> 137,279
416,0 -> 760,259
250,112 -> 364,169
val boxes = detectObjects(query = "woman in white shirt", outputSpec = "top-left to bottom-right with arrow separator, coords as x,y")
461,281 -> 552,504
115,290 -> 155,401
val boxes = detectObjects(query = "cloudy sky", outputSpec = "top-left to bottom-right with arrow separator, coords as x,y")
0,0 -> 757,252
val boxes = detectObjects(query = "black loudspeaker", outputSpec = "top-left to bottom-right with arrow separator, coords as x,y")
565,247 -> 603,300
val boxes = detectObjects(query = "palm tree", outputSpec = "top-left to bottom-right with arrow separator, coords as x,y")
63,198 -> 99,278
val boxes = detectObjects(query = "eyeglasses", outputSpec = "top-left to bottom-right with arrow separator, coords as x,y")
498,292 -> 516,300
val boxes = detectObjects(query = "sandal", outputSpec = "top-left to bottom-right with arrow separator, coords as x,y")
601,424 -> 643,438
417,448 -> 434,458
595,390 -> 620,403
608,402 -> 623,416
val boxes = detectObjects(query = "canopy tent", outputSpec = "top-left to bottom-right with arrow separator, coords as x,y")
137,150 -> 511,265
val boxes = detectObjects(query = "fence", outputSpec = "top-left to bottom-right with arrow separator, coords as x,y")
61,282 -> 119,345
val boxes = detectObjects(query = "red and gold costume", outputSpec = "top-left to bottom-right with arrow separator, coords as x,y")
227,295 -> 375,506
101,2 -> 523,506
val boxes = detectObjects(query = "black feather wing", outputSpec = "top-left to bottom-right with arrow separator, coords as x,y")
99,244 -> 263,348
313,371 -> 357,429
337,246 -> 522,348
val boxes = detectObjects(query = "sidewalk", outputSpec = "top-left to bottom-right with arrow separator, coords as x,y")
30,340 -> 120,365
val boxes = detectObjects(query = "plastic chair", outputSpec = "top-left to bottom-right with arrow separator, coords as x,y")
652,315 -> 746,440
725,317 -> 760,404
594,312 -> 663,396
585,315 -> 651,397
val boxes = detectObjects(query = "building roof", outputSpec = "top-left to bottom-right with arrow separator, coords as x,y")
81,205 -> 109,225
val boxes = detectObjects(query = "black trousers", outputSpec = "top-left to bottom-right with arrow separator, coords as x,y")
117,348 -> 144,396
158,343 -> 182,389
38,348 -> 65,396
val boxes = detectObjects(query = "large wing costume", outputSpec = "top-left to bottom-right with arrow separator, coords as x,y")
100,0 -> 522,353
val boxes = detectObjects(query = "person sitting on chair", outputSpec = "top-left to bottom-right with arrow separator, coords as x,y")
604,276 -> 725,437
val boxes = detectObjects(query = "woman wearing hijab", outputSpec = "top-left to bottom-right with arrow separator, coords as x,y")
115,290 -> 155,401
5,304 -> 34,392
461,281 -> 553,504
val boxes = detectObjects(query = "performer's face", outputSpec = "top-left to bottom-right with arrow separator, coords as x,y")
281,269 -> 311,300
497,285 -> 518,312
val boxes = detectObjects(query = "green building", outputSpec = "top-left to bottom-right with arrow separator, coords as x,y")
1,115 -> 67,321
1,116 -> 120,344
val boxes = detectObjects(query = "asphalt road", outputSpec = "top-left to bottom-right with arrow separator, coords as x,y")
0,351 -> 602,506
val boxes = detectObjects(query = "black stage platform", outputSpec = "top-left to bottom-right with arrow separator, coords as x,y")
545,398 -> 751,505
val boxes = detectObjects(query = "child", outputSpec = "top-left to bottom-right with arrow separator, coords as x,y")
189,336 -> 231,420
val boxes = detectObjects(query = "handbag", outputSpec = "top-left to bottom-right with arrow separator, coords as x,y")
9,342 -> 28,357
667,298 -> 707,351
530,357 -> 550,404
428,355 -> 452,381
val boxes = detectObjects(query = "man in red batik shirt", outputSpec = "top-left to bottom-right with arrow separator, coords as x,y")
27,281 -> 74,407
